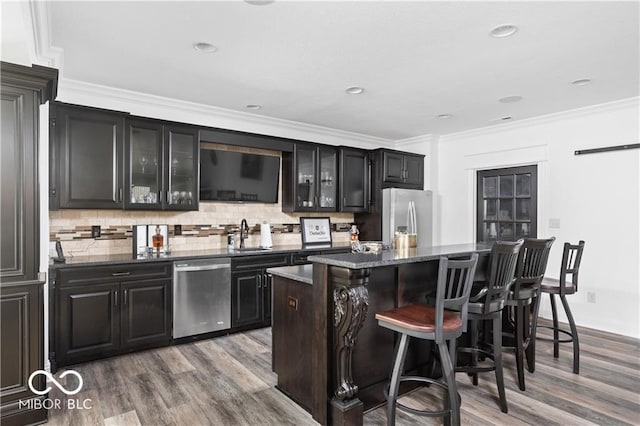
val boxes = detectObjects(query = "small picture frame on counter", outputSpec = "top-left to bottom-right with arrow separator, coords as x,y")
300,217 -> 332,246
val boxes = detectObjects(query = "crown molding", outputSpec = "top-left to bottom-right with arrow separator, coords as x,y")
26,0 -> 63,68
441,97 -> 640,142
57,78 -> 394,148
394,134 -> 435,150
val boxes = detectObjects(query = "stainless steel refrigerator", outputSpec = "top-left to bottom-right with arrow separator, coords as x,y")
381,188 -> 433,247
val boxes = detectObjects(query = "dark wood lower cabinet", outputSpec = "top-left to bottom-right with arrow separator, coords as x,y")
57,283 -> 120,364
0,282 -> 46,426
120,279 -> 171,350
231,270 -> 266,329
231,254 -> 290,330
53,264 -> 172,369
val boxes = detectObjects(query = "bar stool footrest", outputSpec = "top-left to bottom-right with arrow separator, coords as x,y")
455,347 -> 496,373
383,376 -> 460,418
537,325 -> 574,343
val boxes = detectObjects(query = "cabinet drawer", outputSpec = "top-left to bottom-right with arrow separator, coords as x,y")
232,254 -> 290,271
57,262 -> 171,287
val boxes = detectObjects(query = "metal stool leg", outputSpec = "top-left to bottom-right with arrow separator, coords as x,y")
387,333 -> 410,426
550,294 -> 559,358
438,340 -> 460,426
527,292 -> 541,373
560,294 -> 580,374
469,319 -> 479,386
515,301 -> 526,391
493,313 -> 508,413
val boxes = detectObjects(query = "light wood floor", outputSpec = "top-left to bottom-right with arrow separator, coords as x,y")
47,319 -> 640,425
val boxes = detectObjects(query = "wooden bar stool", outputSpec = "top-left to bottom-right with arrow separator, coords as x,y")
504,237 -> 555,391
455,240 -> 522,413
539,240 -> 585,373
375,254 -> 478,426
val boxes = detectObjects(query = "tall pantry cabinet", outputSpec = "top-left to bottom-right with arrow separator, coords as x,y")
0,62 -> 57,426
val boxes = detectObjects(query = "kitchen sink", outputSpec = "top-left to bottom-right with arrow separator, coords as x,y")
234,247 -> 272,252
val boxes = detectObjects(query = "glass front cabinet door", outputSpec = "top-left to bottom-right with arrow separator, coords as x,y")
293,144 -> 337,212
125,119 -> 198,211
476,165 -> 537,242
165,126 -> 198,210
125,120 -> 163,209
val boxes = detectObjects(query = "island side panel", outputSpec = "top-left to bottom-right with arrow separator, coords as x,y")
272,275 -> 313,411
312,262 -> 330,425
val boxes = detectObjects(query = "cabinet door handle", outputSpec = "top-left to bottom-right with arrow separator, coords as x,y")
111,272 -> 130,277
257,274 -> 262,289
166,191 -> 171,204
118,188 -> 123,203
124,289 -> 128,305
114,290 -> 118,307
158,191 -> 162,203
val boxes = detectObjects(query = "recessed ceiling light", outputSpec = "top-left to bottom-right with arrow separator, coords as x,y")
490,116 -> 513,122
244,0 -> 274,5
246,104 -> 262,110
193,42 -> 218,53
436,114 -> 452,119
345,87 -> 364,95
499,95 -> 523,103
489,24 -> 518,38
571,78 -> 592,86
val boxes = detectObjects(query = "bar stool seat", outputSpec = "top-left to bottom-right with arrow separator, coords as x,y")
540,282 -> 576,294
376,254 -> 478,426
538,241 -> 585,374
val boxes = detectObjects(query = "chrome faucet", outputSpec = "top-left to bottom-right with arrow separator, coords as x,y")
239,219 -> 249,248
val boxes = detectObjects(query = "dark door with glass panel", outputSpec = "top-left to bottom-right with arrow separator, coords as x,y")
477,165 -> 537,242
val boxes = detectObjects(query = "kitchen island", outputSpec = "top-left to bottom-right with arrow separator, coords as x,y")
269,243 -> 492,426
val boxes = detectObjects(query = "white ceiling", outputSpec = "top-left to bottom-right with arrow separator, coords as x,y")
46,1 -> 639,141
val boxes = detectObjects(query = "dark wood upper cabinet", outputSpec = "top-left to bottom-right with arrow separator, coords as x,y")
52,103 -> 126,209
339,147 -> 370,213
124,118 -> 199,211
380,149 -> 424,189
282,143 -> 337,212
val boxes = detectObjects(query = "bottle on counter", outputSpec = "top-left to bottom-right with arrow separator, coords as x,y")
152,225 -> 164,253
227,233 -> 235,252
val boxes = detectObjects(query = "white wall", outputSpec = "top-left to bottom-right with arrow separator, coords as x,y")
434,98 -> 640,338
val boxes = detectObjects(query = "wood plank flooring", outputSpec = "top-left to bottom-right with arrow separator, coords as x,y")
47,319 -> 640,425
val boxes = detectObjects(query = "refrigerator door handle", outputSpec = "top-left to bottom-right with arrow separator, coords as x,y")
409,201 -> 417,235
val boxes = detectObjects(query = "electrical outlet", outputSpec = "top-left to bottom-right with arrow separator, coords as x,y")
174,224 -> 182,236
91,225 -> 101,238
587,292 -> 596,303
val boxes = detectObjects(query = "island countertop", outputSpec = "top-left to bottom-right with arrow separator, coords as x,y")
307,242 -> 492,269
267,265 -> 313,285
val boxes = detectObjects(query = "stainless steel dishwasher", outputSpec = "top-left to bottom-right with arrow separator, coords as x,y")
173,258 -> 231,339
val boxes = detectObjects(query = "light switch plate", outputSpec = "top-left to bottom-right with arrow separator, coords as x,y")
91,225 -> 101,238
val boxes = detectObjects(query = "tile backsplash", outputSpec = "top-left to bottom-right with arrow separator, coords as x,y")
49,144 -> 354,258
50,205 -> 354,257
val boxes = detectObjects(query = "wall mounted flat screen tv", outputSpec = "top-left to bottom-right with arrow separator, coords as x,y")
200,149 -> 280,203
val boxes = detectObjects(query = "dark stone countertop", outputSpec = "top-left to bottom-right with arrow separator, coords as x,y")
307,243 -> 492,269
267,265 -> 313,285
50,243 -> 351,268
